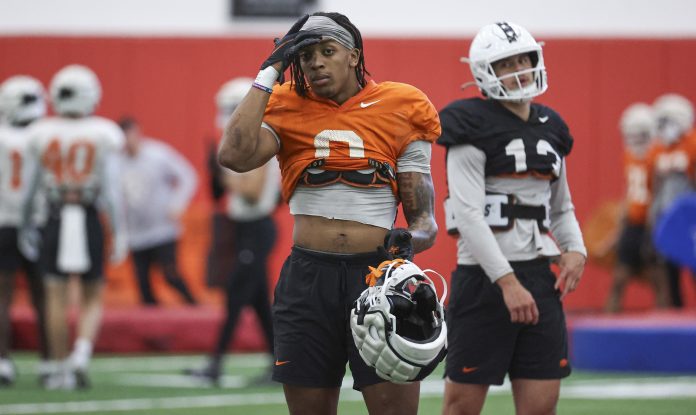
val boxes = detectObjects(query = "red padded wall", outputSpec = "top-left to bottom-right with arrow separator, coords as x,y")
2,36 -> 695,311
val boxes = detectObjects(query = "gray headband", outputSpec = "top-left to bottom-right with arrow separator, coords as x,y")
300,15 -> 356,50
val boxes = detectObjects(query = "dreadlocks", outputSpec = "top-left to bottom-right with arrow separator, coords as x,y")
289,12 -> 370,98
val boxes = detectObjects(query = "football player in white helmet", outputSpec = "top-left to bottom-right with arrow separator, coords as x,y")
653,93 -> 694,147
0,75 -> 50,387
606,103 -> 669,313
20,64 -> 127,390
648,93 -> 696,308
186,77 -> 280,386
438,22 -> 586,415
49,64 -> 102,118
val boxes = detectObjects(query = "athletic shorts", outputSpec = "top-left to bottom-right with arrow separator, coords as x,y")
0,227 -> 40,277
445,258 -> 571,385
272,246 -> 388,390
616,223 -> 648,272
40,204 -> 104,281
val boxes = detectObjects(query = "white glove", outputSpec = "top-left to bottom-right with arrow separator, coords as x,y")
110,232 -> 128,264
18,227 -> 41,262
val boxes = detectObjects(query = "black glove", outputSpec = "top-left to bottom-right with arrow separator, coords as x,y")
261,14 -> 309,76
284,31 -> 322,62
383,228 -> 414,261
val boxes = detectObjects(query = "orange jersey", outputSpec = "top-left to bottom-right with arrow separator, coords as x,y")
623,151 -> 651,225
647,129 -> 696,180
263,80 -> 441,202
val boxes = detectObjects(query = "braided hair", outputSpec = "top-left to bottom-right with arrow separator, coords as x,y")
289,12 -> 370,97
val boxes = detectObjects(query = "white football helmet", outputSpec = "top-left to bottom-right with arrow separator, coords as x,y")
50,64 -> 101,117
350,259 -> 447,384
463,21 -> 547,101
653,93 -> 694,145
619,102 -> 655,158
0,75 -> 46,125
215,77 -> 252,130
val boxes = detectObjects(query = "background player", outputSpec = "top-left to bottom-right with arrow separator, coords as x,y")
185,77 -> 279,385
647,93 -> 696,308
20,64 -> 127,389
606,102 -> 668,312
0,75 -> 50,386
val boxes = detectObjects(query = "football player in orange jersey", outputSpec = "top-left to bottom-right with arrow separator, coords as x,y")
648,93 -> 696,308
218,12 -> 441,415
606,103 -> 669,313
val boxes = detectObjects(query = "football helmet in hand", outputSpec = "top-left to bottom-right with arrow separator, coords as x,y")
350,259 -> 447,383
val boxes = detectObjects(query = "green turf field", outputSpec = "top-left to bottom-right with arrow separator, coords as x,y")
1,353 -> 695,415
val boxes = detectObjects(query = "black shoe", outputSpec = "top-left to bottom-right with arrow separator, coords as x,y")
0,360 -> 16,387
183,366 -> 220,386
74,369 -> 91,390
0,375 -> 14,387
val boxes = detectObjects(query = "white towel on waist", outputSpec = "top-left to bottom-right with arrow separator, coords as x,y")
57,205 -> 91,273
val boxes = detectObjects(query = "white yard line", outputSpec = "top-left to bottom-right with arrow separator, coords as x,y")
0,393 -> 288,415
15,354 -> 271,373
2,377 -> 696,415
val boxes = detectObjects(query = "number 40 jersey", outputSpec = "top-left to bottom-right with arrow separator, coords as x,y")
25,116 -> 124,206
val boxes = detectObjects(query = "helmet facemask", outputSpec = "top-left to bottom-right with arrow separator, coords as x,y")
464,22 -> 548,102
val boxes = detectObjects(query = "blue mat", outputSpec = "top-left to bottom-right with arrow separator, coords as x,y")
653,192 -> 696,271
571,315 -> 696,373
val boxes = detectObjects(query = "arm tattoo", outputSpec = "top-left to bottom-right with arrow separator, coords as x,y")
398,172 -> 438,253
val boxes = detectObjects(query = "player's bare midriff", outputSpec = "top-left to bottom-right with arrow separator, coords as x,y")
293,214 -> 388,254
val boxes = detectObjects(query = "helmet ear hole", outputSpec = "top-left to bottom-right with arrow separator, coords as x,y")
413,284 -> 437,319
389,294 -> 414,318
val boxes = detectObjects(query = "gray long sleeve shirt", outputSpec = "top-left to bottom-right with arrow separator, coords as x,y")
119,139 -> 197,250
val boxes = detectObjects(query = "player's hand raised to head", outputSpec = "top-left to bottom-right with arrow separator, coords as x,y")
260,14 -> 320,80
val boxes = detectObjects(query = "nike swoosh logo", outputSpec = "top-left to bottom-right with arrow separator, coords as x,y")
462,366 -> 478,373
539,115 -> 549,123
275,360 -> 291,366
360,100 -> 381,108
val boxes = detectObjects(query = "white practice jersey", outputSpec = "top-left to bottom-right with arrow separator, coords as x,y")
0,124 -> 34,227
26,116 -> 124,205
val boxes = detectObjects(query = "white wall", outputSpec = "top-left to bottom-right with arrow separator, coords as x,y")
1,0 -> 694,37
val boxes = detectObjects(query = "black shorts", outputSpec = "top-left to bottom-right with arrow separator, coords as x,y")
616,223 -> 649,272
272,246 -> 388,390
0,227 -> 40,277
40,205 -> 104,280
445,258 -> 571,385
